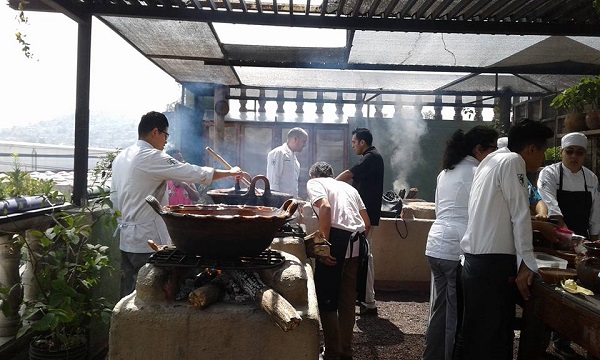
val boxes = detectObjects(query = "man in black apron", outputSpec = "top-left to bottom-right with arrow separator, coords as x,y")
538,132 -> 600,358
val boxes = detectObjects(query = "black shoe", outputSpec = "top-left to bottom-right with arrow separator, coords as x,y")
551,343 -> 577,359
356,305 -> 378,316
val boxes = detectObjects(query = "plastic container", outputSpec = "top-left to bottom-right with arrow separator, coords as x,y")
534,252 -> 568,269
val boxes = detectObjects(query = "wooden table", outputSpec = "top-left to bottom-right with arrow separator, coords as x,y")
518,277 -> 600,359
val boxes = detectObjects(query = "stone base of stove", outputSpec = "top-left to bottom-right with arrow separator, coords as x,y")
108,253 -> 319,360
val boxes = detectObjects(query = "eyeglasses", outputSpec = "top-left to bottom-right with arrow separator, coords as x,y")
564,148 -> 586,156
158,129 -> 169,140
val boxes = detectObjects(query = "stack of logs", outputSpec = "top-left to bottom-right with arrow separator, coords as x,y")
188,268 -> 302,331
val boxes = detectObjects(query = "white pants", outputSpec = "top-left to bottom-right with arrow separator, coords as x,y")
361,227 -> 376,308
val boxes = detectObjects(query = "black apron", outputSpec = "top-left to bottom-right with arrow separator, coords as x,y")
557,165 -> 592,238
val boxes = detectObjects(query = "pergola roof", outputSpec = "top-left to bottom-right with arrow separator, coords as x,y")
12,0 -> 600,97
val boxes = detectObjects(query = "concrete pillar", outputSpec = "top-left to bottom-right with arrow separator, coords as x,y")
335,93 -> 344,115
374,95 -> 383,118
415,95 -> 423,119
276,90 -> 285,114
434,95 -> 443,121
394,95 -> 402,119
239,88 -> 248,112
213,85 -> 228,154
498,89 -> 514,134
258,89 -> 266,113
474,95 -> 483,121
315,91 -> 324,115
295,91 -> 304,114
0,235 -> 22,337
355,92 -> 364,119
454,95 -> 463,121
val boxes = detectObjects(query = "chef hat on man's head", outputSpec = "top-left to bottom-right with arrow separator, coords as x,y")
561,132 -> 588,149
497,137 -> 508,149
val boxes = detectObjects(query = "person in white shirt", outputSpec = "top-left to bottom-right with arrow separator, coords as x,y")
306,161 -> 370,360
423,126 -> 499,360
536,131 -> 599,358
457,119 -> 554,360
266,127 -> 308,198
537,132 -> 600,240
111,111 -> 243,297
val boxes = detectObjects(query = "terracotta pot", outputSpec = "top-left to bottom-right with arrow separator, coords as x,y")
576,256 -> 600,293
564,112 -> 587,132
585,109 -> 600,130
146,196 -> 299,257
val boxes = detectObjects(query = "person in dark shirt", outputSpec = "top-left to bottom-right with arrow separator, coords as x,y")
336,127 -> 384,316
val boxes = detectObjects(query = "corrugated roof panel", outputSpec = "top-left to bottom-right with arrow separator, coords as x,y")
153,59 -> 239,85
101,16 -> 224,59
350,31 -> 547,67
235,67 -> 465,91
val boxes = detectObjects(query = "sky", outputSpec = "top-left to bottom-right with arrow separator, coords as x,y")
0,5 -> 181,129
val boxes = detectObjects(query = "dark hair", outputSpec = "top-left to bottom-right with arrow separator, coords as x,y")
507,119 -> 554,153
442,126 -> 499,170
309,161 -> 334,178
352,128 -> 373,146
138,111 -> 169,137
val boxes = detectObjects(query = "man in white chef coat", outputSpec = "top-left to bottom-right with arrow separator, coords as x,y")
457,119 -> 554,360
536,131 -> 599,358
266,127 -> 308,198
111,111 -> 243,297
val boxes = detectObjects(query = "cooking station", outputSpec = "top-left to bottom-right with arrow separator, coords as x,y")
108,202 -> 320,359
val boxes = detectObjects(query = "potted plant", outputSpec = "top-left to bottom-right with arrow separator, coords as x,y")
15,197 -> 115,359
579,76 -> 600,129
551,84 -> 587,132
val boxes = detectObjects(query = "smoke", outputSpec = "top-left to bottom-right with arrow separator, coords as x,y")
372,104 -> 427,193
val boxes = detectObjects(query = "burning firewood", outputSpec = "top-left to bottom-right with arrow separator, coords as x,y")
188,273 -> 230,309
227,269 -> 302,332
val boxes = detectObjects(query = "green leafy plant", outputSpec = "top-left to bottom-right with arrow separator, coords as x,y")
13,198 -> 115,351
551,76 -> 600,112
545,146 -> 561,162
0,154 -> 57,200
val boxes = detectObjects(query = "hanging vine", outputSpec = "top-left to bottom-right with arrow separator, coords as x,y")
14,0 -> 34,58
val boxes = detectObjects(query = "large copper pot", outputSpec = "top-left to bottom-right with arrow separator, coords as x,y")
207,175 -> 293,208
146,195 -> 298,258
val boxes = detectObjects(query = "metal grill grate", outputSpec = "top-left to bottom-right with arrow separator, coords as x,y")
147,248 -> 286,270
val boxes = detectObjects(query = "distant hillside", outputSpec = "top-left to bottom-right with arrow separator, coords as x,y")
0,112 -> 138,149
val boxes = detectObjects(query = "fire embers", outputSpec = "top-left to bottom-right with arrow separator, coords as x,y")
169,267 -> 253,305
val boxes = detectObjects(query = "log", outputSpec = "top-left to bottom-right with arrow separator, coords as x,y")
227,269 -> 302,332
188,274 -> 230,309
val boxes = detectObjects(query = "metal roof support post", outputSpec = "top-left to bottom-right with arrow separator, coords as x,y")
72,15 -> 93,206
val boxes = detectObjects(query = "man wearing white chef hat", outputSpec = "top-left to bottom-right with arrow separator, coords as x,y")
537,131 -> 600,358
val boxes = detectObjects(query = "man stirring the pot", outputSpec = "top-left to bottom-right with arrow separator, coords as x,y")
537,131 -> 600,358
266,127 -> 308,198
111,111 -> 243,297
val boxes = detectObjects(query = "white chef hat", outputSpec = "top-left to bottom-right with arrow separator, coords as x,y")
561,132 -> 588,149
497,137 -> 508,149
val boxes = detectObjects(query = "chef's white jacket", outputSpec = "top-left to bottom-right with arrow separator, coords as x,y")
426,156 -> 479,261
460,148 -> 537,273
537,162 -> 600,236
266,142 -> 299,197
110,140 -> 215,253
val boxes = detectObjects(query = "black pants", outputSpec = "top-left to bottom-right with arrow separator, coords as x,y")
457,253 -> 517,360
